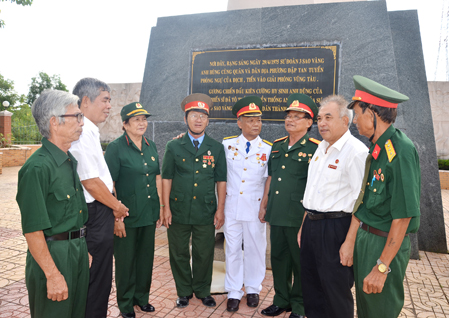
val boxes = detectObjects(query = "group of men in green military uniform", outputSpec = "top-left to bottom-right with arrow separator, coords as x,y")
17,74 -> 420,318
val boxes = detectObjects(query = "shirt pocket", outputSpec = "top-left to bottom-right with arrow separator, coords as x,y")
204,195 -> 217,216
269,152 -> 282,172
53,187 -> 77,220
366,182 -> 387,212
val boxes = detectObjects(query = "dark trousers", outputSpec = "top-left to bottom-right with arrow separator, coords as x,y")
114,224 -> 156,313
300,215 -> 354,318
85,200 -> 115,318
167,223 -> 215,298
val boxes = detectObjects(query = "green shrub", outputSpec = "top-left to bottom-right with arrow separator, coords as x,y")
438,159 -> 449,170
101,143 -> 109,151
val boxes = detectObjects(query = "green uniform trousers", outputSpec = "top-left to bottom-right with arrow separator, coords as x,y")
167,223 -> 215,298
114,224 -> 156,313
354,228 -> 410,318
270,225 -> 304,315
26,238 -> 89,318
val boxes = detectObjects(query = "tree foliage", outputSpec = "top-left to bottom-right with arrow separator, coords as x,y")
0,73 -> 23,111
0,0 -> 33,28
26,71 -> 68,106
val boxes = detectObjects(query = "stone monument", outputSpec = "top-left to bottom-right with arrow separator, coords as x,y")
428,82 -> 449,160
140,1 -> 446,256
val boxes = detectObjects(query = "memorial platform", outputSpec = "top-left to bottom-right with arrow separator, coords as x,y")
1,165 -> 448,317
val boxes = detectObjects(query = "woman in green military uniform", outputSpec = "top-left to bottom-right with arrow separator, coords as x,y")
105,102 -> 162,318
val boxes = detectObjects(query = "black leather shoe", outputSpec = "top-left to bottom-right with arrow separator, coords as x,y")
176,294 -> 193,308
261,304 -> 292,316
289,313 -> 304,318
138,303 -> 155,312
227,298 -> 240,312
198,295 -> 216,307
246,293 -> 259,307
121,312 -> 135,318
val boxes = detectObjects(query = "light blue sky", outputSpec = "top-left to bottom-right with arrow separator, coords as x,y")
0,0 -> 444,97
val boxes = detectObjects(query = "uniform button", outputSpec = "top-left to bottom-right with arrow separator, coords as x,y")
298,159 -> 302,162
285,154 -> 288,157
147,184 -> 150,187
244,168 -> 247,171
141,153 -> 143,156
183,159 -> 185,162
194,183 -> 198,187
282,165 -> 285,169
275,191 -> 279,194
242,180 -> 245,183
278,178 -> 281,181
148,195 -> 151,198
76,189 -> 78,191
240,191 -> 243,194
193,196 -> 197,199
146,174 -> 149,176
67,195 -> 70,199
300,200 -> 303,203
68,159 -> 71,161
367,182 -> 369,186
195,158 -> 199,162
144,163 -> 147,165
79,210 -> 82,213
373,189 -> 377,193
196,171 -> 199,174
245,157 -> 248,160
175,198 -> 177,201
258,198 -> 261,201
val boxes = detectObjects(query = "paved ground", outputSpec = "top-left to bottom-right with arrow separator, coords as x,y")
1,165 -> 449,317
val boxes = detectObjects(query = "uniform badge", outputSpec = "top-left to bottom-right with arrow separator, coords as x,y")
335,159 -> 339,164
328,164 -> 337,169
301,139 -> 306,145
151,156 -> 155,161
385,139 -> 396,162
136,103 -> 142,108
207,150 -> 211,155
372,144 -> 381,160
315,156 -> 319,161
259,142 -> 262,147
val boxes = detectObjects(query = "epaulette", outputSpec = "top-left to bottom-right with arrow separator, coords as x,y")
263,139 -> 273,146
385,139 -> 396,162
223,135 -> 238,140
309,138 -> 321,145
274,136 -> 288,143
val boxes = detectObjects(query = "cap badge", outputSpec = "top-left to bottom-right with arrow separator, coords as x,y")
136,103 -> 142,108
198,102 -> 205,108
291,100 -> 300,107
249,103 -> 257,110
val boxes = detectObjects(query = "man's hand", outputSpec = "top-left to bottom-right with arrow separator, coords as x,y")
297,226 -> 302,248
363,265 -> 388,294
113,201 -> 129,220
173,133 -> 185,139
258,206 -> 267,223
163,206 -> 172,228
339,239 -> 354,267
88,253 -> 93,268
46,267 -> 68,301
114,220 -> 126,238
214,209 -> 225,230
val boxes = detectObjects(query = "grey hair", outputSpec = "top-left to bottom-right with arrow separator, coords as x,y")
72,77 -> 110,107
31,90 -> 79,139
320,95 -> 353,127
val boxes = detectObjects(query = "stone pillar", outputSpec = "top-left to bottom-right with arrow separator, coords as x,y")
0,110 -> 13,145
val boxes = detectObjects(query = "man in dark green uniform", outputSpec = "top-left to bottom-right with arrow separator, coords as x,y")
161,93 -> 227,308
105,102 -> 161,318
348,75 -> 420,318
259,94 -> 319,318
16,90 -> 89,318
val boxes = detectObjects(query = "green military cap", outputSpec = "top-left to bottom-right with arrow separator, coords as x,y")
348,75 -> 409,109
121,102 -> 151,121
232,95 -> 262,118
181,93 -> 213,115
286,93 -> 318,120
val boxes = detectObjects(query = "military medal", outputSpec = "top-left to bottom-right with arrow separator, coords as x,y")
151,156 -> 155,161
260,154 -> 267,161
228,145 -> 232,150
207,150 -> 211,155
234,152 -> 238,156
299,152 -> 303,156
381,174 -> 385,182
302,153 -> 307,158
335,159 -> 339,164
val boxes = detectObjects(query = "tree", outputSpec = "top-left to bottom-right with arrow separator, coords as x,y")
27,72 -> 68,106
0,73 -> 22,111
0,0 -> 33,28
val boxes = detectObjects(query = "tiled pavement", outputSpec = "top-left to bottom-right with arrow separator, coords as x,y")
1,165 -> 449,317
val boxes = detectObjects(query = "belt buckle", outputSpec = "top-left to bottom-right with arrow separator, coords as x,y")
359,221 -> 363,228
80,226 -> 87,238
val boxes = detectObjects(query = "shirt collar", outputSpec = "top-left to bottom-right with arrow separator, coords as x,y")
239,134 -> 260,147
83,116 -> 99,133
370,125 -> 396,155
42,137 -> 71,167
319,129 -> 351,152
188,132 -> 205,145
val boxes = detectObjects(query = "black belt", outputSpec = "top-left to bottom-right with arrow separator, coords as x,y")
306,210 -> 352,221
360,222 -> 408,238
45,226 -> 87,241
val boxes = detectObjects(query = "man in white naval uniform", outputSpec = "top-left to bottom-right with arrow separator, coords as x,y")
222,96 -> 272,312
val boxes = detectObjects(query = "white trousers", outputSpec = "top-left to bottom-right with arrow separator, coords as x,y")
223,216 -> 267,300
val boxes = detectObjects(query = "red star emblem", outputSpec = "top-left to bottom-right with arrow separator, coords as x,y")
372,144 -> 381,160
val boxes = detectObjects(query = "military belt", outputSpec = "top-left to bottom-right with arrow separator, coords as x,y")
45,226 -> 87,241
360,222 -> 408,238
306,210 -> 351,221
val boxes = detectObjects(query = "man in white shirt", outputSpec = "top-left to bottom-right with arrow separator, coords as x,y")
298,95 -> 368,318
70,78 -> 129,318
222,96 -> 272,312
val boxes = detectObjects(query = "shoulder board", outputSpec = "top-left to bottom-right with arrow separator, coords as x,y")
263,139 -> 273,146
223,135 -> 238,140
385,139 -> 396,162
309,138 -> 321,145
274,136 -> 288,143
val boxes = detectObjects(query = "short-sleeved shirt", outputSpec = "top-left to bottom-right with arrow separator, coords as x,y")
104,132 -> 160,228
69,117 -> 113,203
161,132 -> 227,225
17,138 -> 88,236
354,125 -> 421,233
303,130 -> 368,212
265,134 -> 319,227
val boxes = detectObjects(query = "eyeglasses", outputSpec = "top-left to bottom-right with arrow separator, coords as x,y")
189,113 -> 208,121
59,113 -> 84,123
284,115 -> 307,121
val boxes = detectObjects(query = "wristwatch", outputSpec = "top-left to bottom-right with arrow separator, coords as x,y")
377,259 -> 391,274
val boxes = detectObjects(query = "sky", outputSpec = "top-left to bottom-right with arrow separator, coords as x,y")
0,0 -> 445,98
